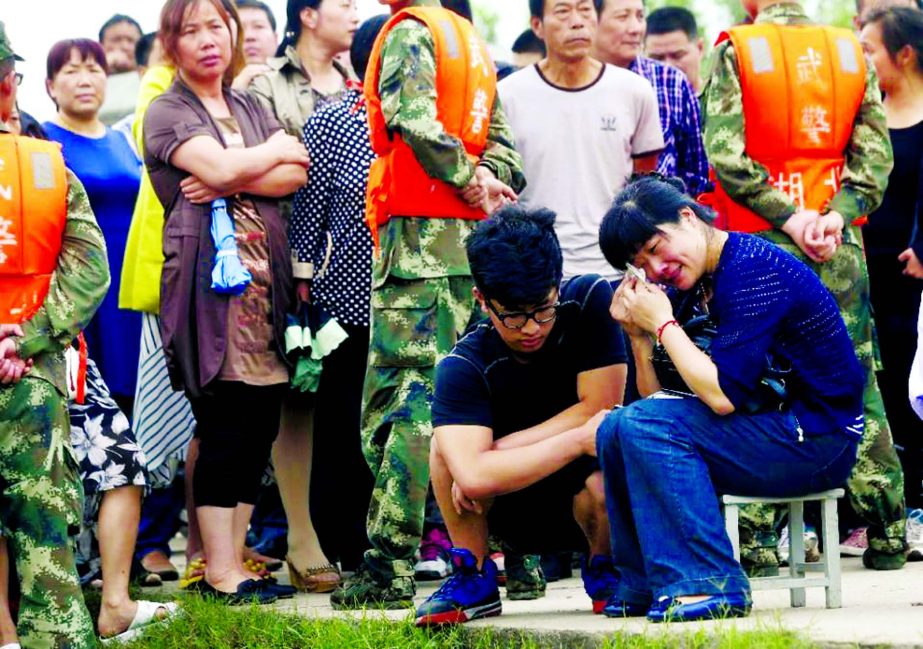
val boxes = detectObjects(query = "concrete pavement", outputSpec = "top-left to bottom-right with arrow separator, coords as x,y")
256,556 -> 923,647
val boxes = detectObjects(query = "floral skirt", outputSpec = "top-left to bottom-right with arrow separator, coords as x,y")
69,356 -> 148,583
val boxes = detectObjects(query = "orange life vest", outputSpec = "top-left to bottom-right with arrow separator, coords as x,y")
0,134 -> 68,323
709,24 -> 867,232
364,6 -> 497,248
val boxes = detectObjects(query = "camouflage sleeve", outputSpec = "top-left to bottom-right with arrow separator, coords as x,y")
478,94 -> 526,193
827,64 -> 893,220
702,42 -> 796,226
16,171 -> 111,360
379,20 -> 476,189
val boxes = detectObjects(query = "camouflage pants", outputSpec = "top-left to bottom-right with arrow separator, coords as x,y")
741,232 -> 907,564
0,378 -> 95,649
361,275 -> 475,586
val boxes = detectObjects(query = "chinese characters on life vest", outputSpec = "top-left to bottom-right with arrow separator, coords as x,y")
0,155 -> 14,267
772,168 -> 841,211
0,217 -> 14,266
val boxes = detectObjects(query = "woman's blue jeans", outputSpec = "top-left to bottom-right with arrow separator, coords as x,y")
596,396 -> 858,605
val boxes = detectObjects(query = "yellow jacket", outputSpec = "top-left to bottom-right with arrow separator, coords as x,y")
119,64 -> 175,313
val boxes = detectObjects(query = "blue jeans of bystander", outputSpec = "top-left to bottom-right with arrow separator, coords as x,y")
596,397 -> 858,606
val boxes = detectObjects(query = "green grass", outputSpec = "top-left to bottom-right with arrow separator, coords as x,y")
113,595 -> 821,649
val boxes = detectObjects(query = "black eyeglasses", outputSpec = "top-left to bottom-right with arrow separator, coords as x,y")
13,72 -> 22,86
485,298 -> 559,330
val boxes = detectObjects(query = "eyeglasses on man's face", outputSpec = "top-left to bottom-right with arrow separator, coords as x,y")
485,298 -> 560,330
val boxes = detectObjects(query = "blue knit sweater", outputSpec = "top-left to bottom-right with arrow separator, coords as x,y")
710,233 -> 864,438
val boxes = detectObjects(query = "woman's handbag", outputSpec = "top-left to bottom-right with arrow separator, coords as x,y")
650,281 -> 791,413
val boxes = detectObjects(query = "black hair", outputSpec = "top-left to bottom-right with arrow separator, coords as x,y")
496,60 -> 517,81
529,0 -> 604,20
442,0 -> 473,22
647,6 -> 699,40
863,6 -> 923,73
598,176 -> 714,271
282,0 -> 322,49
512,29 -> 546,56
351,14 -> 389,82
135,32 -> 157,68
17,108 -> 48,140
856,0 -> 923,14
98,14 -> 143,43
466,204 -> 563,308
237,0 -> 278,31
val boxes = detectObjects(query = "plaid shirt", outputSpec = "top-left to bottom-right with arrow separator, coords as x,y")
629,56 -> 710,195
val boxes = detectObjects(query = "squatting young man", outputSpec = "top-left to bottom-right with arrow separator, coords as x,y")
415,205 -> 627,625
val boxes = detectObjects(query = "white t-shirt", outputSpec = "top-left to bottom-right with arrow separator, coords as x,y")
499,63 -> 664,278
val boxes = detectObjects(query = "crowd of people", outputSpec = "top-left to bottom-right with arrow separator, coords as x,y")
0,0 -> 922,645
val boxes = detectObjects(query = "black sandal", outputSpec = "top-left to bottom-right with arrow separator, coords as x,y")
199,579 -> 279,605
129,559 -> 164,588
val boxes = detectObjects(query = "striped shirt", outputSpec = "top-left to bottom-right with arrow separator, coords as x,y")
629,56 -> 710,195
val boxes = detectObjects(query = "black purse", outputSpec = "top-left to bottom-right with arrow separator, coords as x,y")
650,281 -> 791,414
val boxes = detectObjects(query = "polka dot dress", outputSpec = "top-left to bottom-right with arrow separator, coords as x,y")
291,88 -> 375,327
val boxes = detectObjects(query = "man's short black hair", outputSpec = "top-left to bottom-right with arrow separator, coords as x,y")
17,107 -> 48,140
351,15 -> 389,82
529,0 -> 604,20
647,6 -> 699,40
135,32 -> 157,68
98,14 -> 142,43
467,204 -> 563,309
512,29 -> 546,56
442,0 -> 474,22
0,58 -> 14,80
237,0 -> 278,32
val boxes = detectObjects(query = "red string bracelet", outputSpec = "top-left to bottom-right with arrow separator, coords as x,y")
656,319 -> 680,344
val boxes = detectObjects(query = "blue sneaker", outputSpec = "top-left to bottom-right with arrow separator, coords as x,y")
602,594 -> 649,618
415,548 -> 502,626
646,593 -> 751,623
581,555 -> 620,614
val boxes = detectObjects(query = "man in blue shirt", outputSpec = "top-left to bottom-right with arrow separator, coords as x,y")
414,205 -> 628,626
594,0 -> 710,195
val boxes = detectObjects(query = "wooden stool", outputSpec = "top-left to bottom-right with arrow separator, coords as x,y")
722,489 -> 844,608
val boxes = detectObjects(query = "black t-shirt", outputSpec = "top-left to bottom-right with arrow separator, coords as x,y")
864,120 -> 923,260
432,275 -> 627,438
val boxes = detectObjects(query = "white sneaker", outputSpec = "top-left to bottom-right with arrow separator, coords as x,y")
414,555 -> 450,581
907,509 -> 923,561
779,525 -> 820,563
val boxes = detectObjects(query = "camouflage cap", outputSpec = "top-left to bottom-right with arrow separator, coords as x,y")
0,22 -> 23,63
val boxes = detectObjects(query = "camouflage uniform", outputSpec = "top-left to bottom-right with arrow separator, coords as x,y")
330,0 -> 524,608
702,1 -> 906,569
1,161 -> 109,646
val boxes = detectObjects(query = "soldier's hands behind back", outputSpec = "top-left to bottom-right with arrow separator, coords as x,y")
0,337 -> 30,385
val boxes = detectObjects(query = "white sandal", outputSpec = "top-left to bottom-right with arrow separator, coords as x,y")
100,600 -> 179,645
